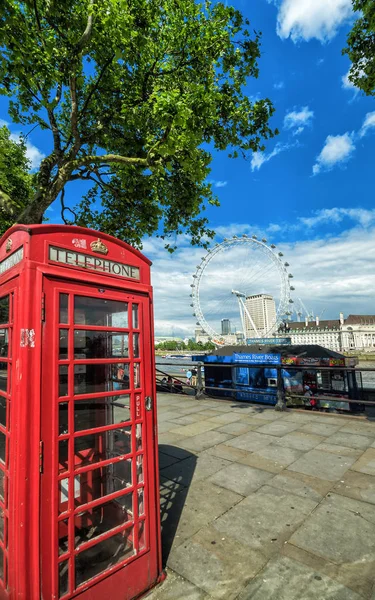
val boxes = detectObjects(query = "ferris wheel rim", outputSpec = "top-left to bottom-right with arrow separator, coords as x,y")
190,235 -> 294,344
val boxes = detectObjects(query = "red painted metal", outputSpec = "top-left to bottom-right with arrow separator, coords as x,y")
0,225 -> 163,600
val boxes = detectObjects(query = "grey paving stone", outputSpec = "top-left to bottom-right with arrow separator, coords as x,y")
287,449 -> 356,481
315,443 -> 363,458
339,421 -> 375,436
333,470 -> 375,505
215,421 -> 259,435
158,421 -> 183,434
169,415 -> 205,426
207,413 -> 243,424
251,444 -> 302,468
282,412 -> 317,424
144,568 -> 210,600
181,430 -> 234,452
299,422 -> 342,436
272,431 -> 324,452
224,431 -> 275,452
158,452 -> 180,469
168,525 -> 266,600
169,421 -> 220,437
237,556 -> 362,600
159,444 -> 193,461
255,420 -> 300,437
289,493 -> 375,568
350,448 -> 375,476
327,432 -> 375,450
213,486 -> 317,558
208,463 -> 273,496
251,410 -> 285,421
267,470 -> 332,502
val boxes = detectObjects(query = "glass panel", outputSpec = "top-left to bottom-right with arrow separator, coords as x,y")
0,511 -> 4,542
74,460 -> 132,506
74,363 -> 130,395
75,527 -> 134,587
74,297 -> 128,328
0,363 -> 7,393
0,330 -> 8,358
133,333 -> 139,358
59,294 -> 69,324
74,331 -> 129,359
0,431 -> 5,464
0,397 -> 6,428
138,520 -> 146,551
59,403 -> 69,435
136,424 -> 142,451
74,396 -> 130,432
60,478 -> 69,505
74,426 -> 132,468
59,559 -> 69,598
59,366 -> 68,397
132,304 -> 139,329
58,519 -> 69,555
59,440 -> 69,473
138,488 -> 144,516
74,493 -> 133,548
136,454 -> 144,483
0,297 -> 9,325
0,470 -> 4,501
133,363 -> 141,389
0,544 -> 3,579
59,330 -> 69,359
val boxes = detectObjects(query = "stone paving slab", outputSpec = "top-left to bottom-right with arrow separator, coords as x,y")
180,430 -> 234,452
327,432 -> 375,450
314,442 -> 363,458
144,569 -> 211,600
237,555 -> 363,600
333,469 -> 375,505
208,462 -> 273,496
298,422 -> 342,437
266,470 -> 332,502
351,448 -> 375,476
223,431 -> 275,452
254,420 -> 300,437
215,421 -> 259,435
287,449 -> 356,481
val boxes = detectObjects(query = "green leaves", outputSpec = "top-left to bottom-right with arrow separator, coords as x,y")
343,0 -> 375,96
0,0 -> 276,247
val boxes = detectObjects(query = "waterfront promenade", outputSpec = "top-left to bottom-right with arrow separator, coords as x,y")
146,393 -> 375,600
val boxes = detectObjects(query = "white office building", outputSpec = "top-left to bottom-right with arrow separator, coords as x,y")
245,294 -> 277,338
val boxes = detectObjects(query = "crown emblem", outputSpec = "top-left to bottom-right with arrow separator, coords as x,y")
5,238 -> 12,253
90,238 -> 108,255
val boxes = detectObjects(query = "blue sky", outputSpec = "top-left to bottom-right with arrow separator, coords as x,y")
1,0 -> 375,336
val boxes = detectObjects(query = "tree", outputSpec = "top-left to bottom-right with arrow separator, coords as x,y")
0,0 -> 276,247
0,125 -> 36,232
343,1 -> 375,96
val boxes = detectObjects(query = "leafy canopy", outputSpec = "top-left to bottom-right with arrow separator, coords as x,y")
343,0 -> 375,96
0,0 -> 276,248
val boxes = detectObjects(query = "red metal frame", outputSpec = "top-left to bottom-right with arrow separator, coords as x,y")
0,225 -> 163,600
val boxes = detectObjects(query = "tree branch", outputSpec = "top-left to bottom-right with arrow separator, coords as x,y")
76,0 -> 95,53
69,75 -> 81,154
68,154 -> 149,170
78,53 -> 115,122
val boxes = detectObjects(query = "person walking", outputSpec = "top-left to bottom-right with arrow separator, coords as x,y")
191,368 -> 198,386
186,369 -> 192,385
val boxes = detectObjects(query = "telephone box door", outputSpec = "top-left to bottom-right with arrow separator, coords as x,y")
40,278 -> 159,599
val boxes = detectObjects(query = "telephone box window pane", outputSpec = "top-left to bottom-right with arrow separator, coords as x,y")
0,330 -> 8,358
58,519 -> 69,555
138,520 -> 146,551
138,488 -> 144,516
59,559 -> 69,598
0,297 -> 9,325
0,397 -> 6,428
133,363 -> 141,389
74,364 -> 130,395
59,330 -> 69,359
0,545 -> 3,579
74,331 -> 129,359
74,396 -> 130,432
132,304 -> 139,329
0,364 -> 7,393
59,366 -> 68,397
74,493 -> 133,548
133,333 -> 139,358
59,294 -> 69,324
74,426 -> 132,468
0,470 -> 4,501
59,440 -> 69,473
136,424 -> 142,451
74,460 -> 132,507
0,431 -> 5,464
136,454 -> 144,483
0,511 -> 3,541
75,527 -> 134,587
74,297 -> 128,328
59,403 -> 69,435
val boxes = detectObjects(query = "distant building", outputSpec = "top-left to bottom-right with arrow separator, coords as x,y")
284,313 -> 375,352
221,319 -> 231,335
245,294 -> 276,338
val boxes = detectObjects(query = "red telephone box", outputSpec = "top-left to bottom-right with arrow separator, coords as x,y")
0,225 -> 163,599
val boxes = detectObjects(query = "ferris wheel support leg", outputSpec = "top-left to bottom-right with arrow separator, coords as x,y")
275,367 -> 287,412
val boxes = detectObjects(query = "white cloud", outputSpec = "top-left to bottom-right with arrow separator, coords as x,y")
251,142 -> 295,171
342,67 -> 358,93
273,82 -> 285,90
284,106 -> 314,134
9,132 -> 45,170
276,0 -> 353,42
0,118 -> 9,128
299,207 -> 375,228
146,221 -> 375,336
359,112 -> 375,138
312,132 -> 355,175
214,180 -> 227,188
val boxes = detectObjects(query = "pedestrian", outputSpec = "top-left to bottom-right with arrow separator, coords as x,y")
191,368 -> 197,386
186,369 -> 192,385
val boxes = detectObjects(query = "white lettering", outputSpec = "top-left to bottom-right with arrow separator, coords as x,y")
0,247 -> 24,275
48,246 -> 140,280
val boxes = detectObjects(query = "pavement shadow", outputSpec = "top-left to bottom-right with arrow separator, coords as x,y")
158,444 -> 197,566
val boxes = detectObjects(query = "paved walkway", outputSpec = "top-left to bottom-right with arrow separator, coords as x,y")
146,393 -> 375,600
